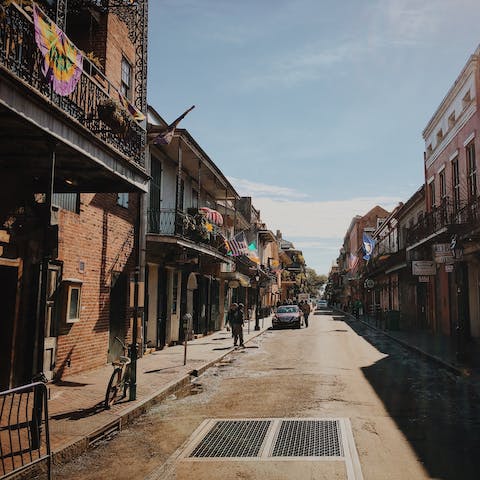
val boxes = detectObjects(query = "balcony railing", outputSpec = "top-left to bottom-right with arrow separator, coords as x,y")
148,208 -> 229,253
0,3 -> 145,169
406,197 -> 480,246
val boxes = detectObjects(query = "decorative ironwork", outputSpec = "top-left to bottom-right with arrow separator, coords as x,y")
406,196 -> 480,247
55,0 -> 68,30
0,3 -> 145,169
148,208 -> 229,253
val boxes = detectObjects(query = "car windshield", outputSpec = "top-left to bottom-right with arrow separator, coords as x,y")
277,306 -> 298,313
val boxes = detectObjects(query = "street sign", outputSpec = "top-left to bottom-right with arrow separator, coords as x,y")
433,243 -> 454,264
412,260 -> 436,276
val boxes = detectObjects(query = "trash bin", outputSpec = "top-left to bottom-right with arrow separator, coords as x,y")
386,310 -> 400,330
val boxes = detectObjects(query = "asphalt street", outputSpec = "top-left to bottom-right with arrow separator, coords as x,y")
55,308 -> 480,480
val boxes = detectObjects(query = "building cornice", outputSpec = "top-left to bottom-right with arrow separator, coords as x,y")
423,51 -> 479,139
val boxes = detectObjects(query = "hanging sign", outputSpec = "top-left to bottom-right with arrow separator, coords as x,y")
432,243 -> 454,264
412,260 -> 436,276
445,264 -> 454,273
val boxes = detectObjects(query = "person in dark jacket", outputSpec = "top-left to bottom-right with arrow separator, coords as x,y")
227,303 -> 244,347
301,301 -> 311,327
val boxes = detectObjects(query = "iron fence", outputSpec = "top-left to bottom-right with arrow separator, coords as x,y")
0,382 -> 51,480
0,3 -> 145,169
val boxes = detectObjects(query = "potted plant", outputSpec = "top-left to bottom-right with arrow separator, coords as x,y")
97,97 -> 132,135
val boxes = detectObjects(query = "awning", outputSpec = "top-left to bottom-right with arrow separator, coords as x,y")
199,207 -> 223,226
219,271 -> 250,287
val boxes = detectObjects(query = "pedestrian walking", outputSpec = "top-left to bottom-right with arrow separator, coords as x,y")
227,302 -> 244,347
301,301 -> 311,327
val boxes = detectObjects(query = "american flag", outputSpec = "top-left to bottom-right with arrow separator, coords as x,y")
229,232 -> 249,256
149,105 -> 195,145
349,253 -> 359,271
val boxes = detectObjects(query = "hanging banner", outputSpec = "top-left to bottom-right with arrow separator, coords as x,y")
33,4 -> 84,96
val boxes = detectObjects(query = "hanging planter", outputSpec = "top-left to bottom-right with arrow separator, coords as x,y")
97,98 -> 131,135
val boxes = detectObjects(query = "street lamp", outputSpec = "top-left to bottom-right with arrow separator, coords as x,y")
254,274 -> 260,331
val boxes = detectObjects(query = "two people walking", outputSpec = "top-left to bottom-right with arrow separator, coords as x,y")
227,302 -> 244,347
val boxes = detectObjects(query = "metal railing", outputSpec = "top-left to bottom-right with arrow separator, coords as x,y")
406,196 -> 480,246
0,382 -> 51,480
148,209 -> 229,252
0,3 -> 145,169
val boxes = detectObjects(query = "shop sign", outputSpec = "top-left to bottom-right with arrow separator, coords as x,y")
445,264 -> 454,273
432,243 -> 454,264
412,260 -> 436,276
418,276 -> 430,282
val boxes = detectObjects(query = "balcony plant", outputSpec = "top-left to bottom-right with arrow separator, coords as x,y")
97,97 -> 132,135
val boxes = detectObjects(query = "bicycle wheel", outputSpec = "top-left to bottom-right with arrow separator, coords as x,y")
105,368 -> 122,409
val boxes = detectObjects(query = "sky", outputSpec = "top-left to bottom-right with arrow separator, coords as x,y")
147,0 -> 480,275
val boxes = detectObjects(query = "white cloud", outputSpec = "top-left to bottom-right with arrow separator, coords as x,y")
228,176 -> 308,200
229,177 -> 400,239
253,196 -> 400,240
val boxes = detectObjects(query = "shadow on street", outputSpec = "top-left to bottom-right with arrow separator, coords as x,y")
340,313 -> 480,480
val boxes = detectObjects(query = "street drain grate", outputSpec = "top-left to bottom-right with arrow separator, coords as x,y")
178,418 -> 364,480
189,420 -> 271,457
271,419 -> 343,457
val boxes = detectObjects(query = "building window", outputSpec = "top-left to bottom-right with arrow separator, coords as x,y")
52,193 -> 79,213
452,156 -> 460,210
117,193 -> 129,208
462,90 -> 472,109
439,170 -> 446,203
448,112 -> 455,129
436,129 -> 443,145
466,142 -> 477,199
63,280 -> 82,323
429,181 -> 435,210
120,56 -> 132,99
191,188 -> 198,209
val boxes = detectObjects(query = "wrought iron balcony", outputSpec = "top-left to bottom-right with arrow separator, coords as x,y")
406,196 -> 480,246
148,208 -> 229,253
0,3 -> 145,169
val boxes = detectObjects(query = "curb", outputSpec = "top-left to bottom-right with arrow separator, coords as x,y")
49,326 -> 268,468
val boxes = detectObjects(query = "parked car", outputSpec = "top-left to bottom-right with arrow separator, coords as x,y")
272,305 -> 302,329
316,299 -> 328,309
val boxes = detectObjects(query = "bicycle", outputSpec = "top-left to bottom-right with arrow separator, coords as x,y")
105,337 -> 131,409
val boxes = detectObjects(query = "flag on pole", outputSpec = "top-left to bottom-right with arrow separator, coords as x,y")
229,232 -> 249,257
117,91 -> 145,122
348,253 -> 359,271
149,105 -> 195,145
362,233 -> 376,261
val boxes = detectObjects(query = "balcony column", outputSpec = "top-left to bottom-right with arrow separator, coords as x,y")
176,137 -> 183,213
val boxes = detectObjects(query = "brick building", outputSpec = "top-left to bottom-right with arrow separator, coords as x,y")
0,1 -> 148,387
406,45 -> 480,347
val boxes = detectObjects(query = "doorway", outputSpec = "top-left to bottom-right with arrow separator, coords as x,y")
0,259 -> 21,390
109,271 -> 127,362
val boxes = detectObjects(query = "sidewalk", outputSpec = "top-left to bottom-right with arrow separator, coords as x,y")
46,319 -> 270,466
336,310 -> 480,398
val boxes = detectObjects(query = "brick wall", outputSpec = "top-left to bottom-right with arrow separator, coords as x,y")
105,13 -> 136,97
54,193 -> 138,378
